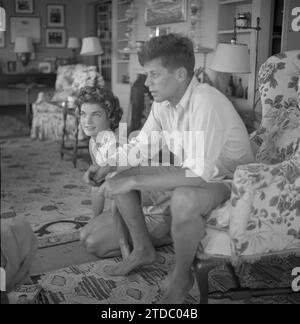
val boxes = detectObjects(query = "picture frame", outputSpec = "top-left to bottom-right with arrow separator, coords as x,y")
38,62 -> 52,73
145,0 -> 187,26
47,4 -> 65,28
45,28 -> 66,48
0,31 -> 5,48
14,0 -> 34,14
10,16 -> 41,43
7,61 -> 17,73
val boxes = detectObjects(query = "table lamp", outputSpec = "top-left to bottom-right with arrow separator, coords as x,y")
210,43 -> 251,74
210,17 -> 261,121
14,36 -> 34,68
67,37 -> 80,64
80,36 -> 104,72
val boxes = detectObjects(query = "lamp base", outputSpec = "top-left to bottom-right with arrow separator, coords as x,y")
17,52 -> 31,68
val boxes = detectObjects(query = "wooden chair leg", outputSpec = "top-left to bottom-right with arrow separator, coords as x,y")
193,258 -> 218,304
226,262 -> 242,289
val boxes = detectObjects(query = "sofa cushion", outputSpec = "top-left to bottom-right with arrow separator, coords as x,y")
229,156 -> 300,258
256,105 -> 300,164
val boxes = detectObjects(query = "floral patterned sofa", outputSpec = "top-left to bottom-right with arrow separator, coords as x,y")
193,50 -> 300,303
30,64 -> 104,141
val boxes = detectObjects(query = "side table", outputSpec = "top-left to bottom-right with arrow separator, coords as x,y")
8,83 -> 47,128
59,102 -> 89,168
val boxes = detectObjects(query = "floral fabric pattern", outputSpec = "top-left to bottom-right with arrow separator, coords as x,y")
257,50 -> 300,134
256,106 -> 300,164
225,51 -> 300,259
31,65 -> 104,141
201,51 -> 300,260
230,151 -> 300,257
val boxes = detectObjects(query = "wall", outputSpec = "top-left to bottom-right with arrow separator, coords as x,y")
131,0 -> 218,82
282,0 -> 300,51
0,0 -> 85,74
114,0 -> 219,122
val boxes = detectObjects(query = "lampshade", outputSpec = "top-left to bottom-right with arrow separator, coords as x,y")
80,37 -> 103,56
0,6 -> 5,31
67,37 -> 80,49
14,37 -> 33,53
210,43 -> 251,74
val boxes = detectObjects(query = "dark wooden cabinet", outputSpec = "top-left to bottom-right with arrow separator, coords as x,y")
0,73 -> 56,88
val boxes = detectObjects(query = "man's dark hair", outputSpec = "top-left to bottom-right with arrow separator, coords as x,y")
76,86 -> 123,132
138,33 -> 195,77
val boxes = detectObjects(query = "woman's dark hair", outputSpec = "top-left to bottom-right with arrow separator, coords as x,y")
76,86 -> 123,131
138,33 -> 195,77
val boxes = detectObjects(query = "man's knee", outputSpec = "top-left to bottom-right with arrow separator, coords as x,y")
84,236 -> 101,255
171,187 -> 210,223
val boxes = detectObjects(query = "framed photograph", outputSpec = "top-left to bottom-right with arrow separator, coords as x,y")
47,4 -> 65,28
38,62 -> 51,73
14,0 -> 34,14
7,61 -> 17,73
0,31 -> 5,48
45,29 -> 66,48
145,0 -> 187,26
10,16 -> 41,43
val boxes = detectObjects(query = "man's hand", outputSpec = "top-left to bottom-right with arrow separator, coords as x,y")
83,165 -> 112,187
97,176 -> 136,199
83,165 -> 101,186
106,176 -> 136,197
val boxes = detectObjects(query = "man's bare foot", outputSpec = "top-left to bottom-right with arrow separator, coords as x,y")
158,270 -> 194,304
104,247 -> 157,276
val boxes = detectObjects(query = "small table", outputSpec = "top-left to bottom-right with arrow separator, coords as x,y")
0,73 -> 56,128
8,83 -> 47,128
58,102 -> 89,168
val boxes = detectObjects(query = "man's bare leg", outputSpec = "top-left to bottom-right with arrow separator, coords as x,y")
91,186 -> 105,217
160,184 -> 230,304
104,189 -> 157,276
111,200 -> 131,259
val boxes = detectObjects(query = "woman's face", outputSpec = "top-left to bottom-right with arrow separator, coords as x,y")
80,103 -> 110,138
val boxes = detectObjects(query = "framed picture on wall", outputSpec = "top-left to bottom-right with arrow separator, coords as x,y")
14,0 -> 34,14
45,28 -> 66,48
145,0 -> 187,26
0,31 -> 5,48
47,4 -> 65,28
10,16 -> 41,43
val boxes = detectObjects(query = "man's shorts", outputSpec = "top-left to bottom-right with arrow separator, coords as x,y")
138,165 -> 232,221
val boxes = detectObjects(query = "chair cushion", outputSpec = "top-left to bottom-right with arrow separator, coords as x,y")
229,156 -> 300,258
201,227 -> 231,257
256,105 -> 300,164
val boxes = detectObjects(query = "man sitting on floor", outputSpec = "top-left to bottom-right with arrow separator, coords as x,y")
81,33 -> 254,303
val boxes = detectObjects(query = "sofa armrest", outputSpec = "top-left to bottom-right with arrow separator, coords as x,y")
229,157 -> 300,257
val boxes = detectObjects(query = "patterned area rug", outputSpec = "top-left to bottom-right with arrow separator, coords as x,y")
1,137 -> 93,247
28,249 -> 300,304
30,246 -> 199,304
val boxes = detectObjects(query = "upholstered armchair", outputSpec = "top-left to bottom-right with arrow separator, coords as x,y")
30,64 -> 104,141
193,50 -> 300,303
